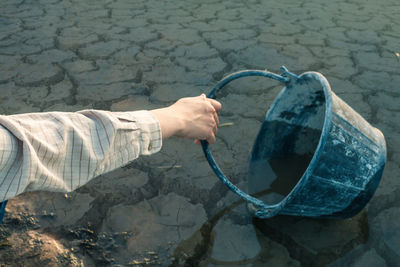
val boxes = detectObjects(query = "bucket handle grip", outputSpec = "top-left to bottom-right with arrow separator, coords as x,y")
201,66 -> 295,218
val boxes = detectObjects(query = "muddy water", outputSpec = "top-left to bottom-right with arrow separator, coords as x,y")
248,153 -> 312,205
248,120 -> 322,206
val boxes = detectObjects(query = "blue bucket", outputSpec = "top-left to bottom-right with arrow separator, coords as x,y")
201,66 -> 386,219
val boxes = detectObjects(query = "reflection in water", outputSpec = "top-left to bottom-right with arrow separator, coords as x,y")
248,119 -> 322,210
171,181 -> 369,267
252,211 -> 369,267
171,194 -> 249,266
248,153 -> 313,205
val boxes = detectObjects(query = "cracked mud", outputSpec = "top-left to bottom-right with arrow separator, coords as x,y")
0,0 -> 399,266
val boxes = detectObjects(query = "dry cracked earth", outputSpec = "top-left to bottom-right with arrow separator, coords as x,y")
0,0 -> 399,266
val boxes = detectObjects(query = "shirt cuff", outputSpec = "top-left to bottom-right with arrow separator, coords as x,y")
113,110 -> 162,155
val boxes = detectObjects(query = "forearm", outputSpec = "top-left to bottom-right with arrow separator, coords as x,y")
0,110 -> 162,201
150,107 -> 184,139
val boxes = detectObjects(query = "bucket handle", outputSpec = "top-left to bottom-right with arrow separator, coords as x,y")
201,66 -> 297,218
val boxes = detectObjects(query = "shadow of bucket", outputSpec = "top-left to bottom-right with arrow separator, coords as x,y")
201,66 -> 386,219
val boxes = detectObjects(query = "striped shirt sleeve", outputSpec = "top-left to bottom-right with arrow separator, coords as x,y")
0,110 -> 162,201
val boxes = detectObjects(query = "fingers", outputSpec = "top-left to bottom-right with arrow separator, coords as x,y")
194,118 -> 217,145
189,94 -> 221,145
202,95 -> 220,126
208,98 -> 222,112
205,94 -> 220,144
212,109 -> 219,126
194,134 -> 215,145
200,93 -> 222,112
206,131 -> 216,144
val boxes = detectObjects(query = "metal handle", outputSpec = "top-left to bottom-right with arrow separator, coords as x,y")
201,66 -> 296,218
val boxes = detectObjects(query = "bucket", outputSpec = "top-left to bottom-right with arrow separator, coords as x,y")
201,66 -> 386,219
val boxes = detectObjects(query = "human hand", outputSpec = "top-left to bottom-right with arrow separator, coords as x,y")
151,94 -> 222,144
